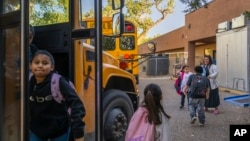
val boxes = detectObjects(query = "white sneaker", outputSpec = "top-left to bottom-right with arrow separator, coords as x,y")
199,123 -> 204,126
190,117 -> 197,124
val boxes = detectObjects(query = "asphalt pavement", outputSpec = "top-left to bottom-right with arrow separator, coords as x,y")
138,75 -> 250,141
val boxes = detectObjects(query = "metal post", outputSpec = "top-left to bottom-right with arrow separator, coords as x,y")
94,0 -> 103,140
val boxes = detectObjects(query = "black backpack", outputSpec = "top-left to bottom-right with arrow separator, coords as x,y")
189,74 -> 207,98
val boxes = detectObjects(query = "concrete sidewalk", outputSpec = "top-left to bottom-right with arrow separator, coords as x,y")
138,76 -> 250,141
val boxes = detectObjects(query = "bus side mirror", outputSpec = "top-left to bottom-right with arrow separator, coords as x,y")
112,12 -> 124,36
112,0 -> 124,10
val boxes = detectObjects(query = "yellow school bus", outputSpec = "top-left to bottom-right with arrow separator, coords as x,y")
0,0 -> 138,140
83,17 -> 140,83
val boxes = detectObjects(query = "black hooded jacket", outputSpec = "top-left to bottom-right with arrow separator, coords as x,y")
29,72 -> 85,139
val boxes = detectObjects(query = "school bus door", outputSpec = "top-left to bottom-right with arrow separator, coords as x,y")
0,1 -> 29,141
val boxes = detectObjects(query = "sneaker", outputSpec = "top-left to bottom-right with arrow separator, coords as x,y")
190,117 -> 197,124
213,109 -> 219,115
199,123 -> 205,126
179,105 -> 184,109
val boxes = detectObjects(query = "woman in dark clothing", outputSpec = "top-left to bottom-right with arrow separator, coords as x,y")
29,50 -> 85,141
203,55 -> 220,114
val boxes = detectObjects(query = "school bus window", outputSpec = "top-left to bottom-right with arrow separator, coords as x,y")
82,39 -> 87,43
103,36 -> 116,51
86,50 -> 95,61
120,36 -> 135,50
2,2 -> 19,14
89,38 -> 95,46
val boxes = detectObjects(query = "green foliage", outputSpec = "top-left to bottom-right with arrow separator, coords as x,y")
243,11 -> 250,20
125,0 -> 175,44
179,0 -> 209,13
30,0 -> 69,26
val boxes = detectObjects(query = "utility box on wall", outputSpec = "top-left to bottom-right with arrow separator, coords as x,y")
146,55 -> 169,76
216,26 -> 250,92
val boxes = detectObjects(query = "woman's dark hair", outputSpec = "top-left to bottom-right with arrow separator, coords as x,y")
204,55 -> 213,66
181,64 -> 189,71
142,83 -> 170,125
32,50 -> 55,65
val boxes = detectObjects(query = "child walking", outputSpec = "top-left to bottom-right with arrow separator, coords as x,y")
179,65 -> 193,109
126,83 -> 171,141
183,66 -> 210,126
29,50 -> 85,141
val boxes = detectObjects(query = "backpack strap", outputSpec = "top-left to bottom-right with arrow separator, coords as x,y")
181,71 -> 184,79
51,73 -> 65,103
29,72 -> 64,103
52,73 -> 74,114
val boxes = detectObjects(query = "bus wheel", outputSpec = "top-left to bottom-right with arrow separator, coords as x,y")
103,89 -> 134,141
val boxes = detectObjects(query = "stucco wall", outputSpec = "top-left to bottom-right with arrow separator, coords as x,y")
139,27 -> 186,54
185,0 -> 250,41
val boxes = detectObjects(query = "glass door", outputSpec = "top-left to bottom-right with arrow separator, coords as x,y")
0,0 -> 29,141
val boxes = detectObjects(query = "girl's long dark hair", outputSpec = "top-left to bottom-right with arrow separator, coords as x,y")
142,83 -> 170,125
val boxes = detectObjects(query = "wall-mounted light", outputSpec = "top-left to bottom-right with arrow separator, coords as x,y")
147,41 -> 156,53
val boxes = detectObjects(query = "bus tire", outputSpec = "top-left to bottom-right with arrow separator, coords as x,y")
103,89 -> 134,141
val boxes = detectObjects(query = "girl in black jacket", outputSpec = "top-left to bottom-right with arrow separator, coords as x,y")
29,50 -> 85,141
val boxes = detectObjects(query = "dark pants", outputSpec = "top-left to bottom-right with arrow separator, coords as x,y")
29,128 -> 70,141
180,92 -> 189,107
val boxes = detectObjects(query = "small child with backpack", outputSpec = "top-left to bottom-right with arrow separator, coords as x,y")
183,66 -> 210,126
29,50 -> 85,141
125,83 -> 171,141
179,65 -> 193,109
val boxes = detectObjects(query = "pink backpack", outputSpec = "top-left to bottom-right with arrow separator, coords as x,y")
125,107 -> 155,141
174,71 -> 184,95
50,73 -> 76,103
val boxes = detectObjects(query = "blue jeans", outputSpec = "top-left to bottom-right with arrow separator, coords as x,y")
189,98 -> 205,124
29,128 -> 70,141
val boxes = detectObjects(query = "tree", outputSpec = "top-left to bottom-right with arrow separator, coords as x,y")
126,0 -> 174,44
179,0 -> 210,13
30,0 -> 175,45
30,0 -> 69,26
83,0 -> 175,44
243,11 -> 250,20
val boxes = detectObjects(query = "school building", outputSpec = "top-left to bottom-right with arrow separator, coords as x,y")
139,0 -> 250,71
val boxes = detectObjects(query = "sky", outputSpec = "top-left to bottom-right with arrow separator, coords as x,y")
147,0 -> 186,38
